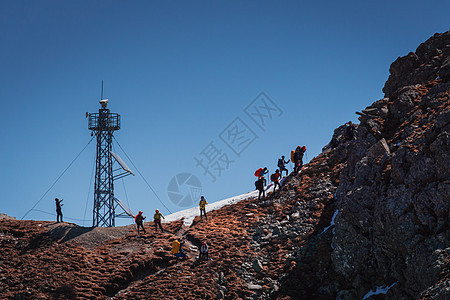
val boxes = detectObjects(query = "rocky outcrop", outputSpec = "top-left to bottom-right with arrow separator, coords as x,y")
332,31 -> 449,299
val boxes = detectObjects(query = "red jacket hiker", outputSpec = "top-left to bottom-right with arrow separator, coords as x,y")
135,211 -> 146,235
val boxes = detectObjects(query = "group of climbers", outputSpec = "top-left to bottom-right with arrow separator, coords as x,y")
134,209 -> 166,236
134,197 -> 210,263
292,145 -> 307,173
130,144 -> 310,262
134,195 -> 209,236
254,145 -> 307,200
171,239 -> 209,262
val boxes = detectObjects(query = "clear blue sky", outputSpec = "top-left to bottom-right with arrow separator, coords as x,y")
1,0 -> 448,225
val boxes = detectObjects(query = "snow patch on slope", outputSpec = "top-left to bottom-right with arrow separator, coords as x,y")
165,185 -> 275,226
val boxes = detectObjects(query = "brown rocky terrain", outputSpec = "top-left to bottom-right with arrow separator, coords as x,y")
0,31 -> 448,299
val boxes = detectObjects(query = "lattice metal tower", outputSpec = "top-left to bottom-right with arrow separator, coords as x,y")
88,98 -> 121,227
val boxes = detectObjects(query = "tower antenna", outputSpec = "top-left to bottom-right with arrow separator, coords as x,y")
87,95 -> 120,227
101,80 -> 104,100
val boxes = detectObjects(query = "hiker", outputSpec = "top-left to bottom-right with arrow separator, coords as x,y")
277,155 -> 290,176
255,167 -> 268,178
344,121 -> 356,141
171,239 -> 186,260
199,241 -> 209,261
271,169 -> 281,192
135,211 -> 146,235
261,167 -> 268,177
154,209 -> 165,232
293,146 -> 306,173
199,196 -> 208,221
255,176 -> 266,200
55,198 -> 63,222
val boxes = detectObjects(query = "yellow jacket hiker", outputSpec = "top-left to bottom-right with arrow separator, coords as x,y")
171,239 -> 186,260
171,240 -> 180,254
153,209 -> 164,232
199,196 -> 208,221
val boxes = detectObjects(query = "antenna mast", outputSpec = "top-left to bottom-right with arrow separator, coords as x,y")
87,83 -> 121,227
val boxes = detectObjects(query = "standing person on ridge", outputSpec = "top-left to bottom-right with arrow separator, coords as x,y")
55,198 -> 63,223
199,196 -> 208,221
154,209 -> 165,232
135,211 -> 146,236
277,155 -> 290,176
271,169 -> 281,192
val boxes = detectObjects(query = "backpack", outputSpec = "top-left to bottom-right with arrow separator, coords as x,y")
277,158 -> 283,168
270,173 -> 277,181
171,240 -> 181,254
254,168 -> 263,177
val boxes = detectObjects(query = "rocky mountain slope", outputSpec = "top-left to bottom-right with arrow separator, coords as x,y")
0,31 -> 448,299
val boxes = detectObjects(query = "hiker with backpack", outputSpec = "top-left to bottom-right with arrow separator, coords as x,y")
255,176 -> 266,200
271,169 -> 281,192
254,167 -> 268,178
277,156 -> 290,176
135,211 -> 146,236
154,209 -> 165,232
199,196 -> 208,221
293,146 -> 306,173
344,121 -> 356,141
199,241 -> 209,261
171,239 -> 186,260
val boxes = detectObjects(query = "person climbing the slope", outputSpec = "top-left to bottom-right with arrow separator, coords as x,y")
135,211 -> 146,236
255,175 -> 266,200
55,198 -> 63,223
199,196 -> 208,221
171,239 -> 186,260
293,146 -> 306,173
199,241 -> 209,261
255,167 -> 268,179
277,155 -> 290,176
271,169 -> 281,192
154,209 -> 165,232
344,121 -> 356,141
